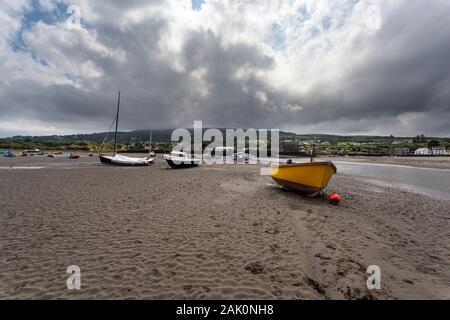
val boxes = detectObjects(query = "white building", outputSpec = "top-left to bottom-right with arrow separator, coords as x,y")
415,148 -> 431,155
431,147 -> 449,156
414,147 -> 449,156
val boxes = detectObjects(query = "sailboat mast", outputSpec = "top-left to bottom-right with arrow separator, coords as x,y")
310,143 -> 316,163
113,91 -> 121,156
149,131 -> 153,152
146,130 -> 153,159
311,106 -> 320,163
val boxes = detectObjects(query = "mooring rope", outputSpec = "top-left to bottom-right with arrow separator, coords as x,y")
99,117 -> 116,153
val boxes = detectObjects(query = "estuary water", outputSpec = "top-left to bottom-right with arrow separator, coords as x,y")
334,161 -> 450,201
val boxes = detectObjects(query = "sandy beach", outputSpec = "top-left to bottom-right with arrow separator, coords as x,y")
0,156 -> 449,299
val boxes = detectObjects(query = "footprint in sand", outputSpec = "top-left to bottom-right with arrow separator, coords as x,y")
244,262 -> 265,275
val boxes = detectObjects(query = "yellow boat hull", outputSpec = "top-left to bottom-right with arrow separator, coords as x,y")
271,162 -> 337,196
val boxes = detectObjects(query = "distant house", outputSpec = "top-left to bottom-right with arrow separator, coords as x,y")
393,148 -> 410,156
431,147 -> 448,156
414,148 -> 431,155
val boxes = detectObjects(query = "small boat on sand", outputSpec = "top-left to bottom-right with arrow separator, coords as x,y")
271,161 -> 336,197
21,149 -> 44,156
67,153 -> 80,159
100,154 -> 153,166
164,151 -> 200,169
99,91 -> 154,166
271,143 -> 336,197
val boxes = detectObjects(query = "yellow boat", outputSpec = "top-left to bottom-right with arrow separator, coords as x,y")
271,161 -> 337,197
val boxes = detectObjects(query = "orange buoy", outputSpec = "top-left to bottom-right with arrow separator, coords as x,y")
329,194 -> 341,206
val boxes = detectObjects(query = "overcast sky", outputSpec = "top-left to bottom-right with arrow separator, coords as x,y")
1,0 -> 449,137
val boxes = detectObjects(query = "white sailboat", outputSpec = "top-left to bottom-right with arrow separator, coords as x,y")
99,91 -> 154,166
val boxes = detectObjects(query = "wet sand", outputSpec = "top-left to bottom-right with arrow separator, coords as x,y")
0,156 -> 449,299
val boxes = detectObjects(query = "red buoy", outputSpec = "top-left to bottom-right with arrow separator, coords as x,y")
329,194 -> 341,206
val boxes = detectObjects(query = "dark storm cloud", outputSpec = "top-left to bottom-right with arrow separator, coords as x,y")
181,29 -> 278,128
321,0 -> 450,121
1,0 -> 450,136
